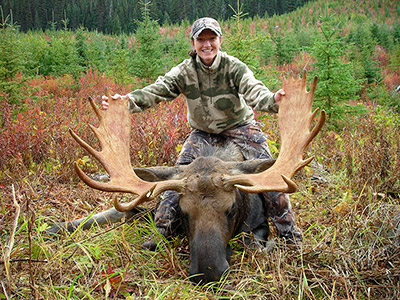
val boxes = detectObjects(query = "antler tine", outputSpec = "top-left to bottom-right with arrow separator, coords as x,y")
70,89 -> 186,211
88,96 -> 102,121
113,180 -> 187,212
69,126 -> 100,160
309,72 -> 318,96
224,71 -> 326,194
309,108 -> 327,144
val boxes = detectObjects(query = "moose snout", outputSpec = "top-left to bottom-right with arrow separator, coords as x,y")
188,231 -> 231,284
190,261 -> 230,284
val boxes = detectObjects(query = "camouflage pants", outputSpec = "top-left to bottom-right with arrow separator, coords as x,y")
154,120 -> 301,240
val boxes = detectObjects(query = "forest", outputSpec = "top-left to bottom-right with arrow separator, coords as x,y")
0,0 -> 400,299
1,0 -> 312,33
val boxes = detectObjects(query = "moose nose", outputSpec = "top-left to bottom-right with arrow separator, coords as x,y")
188,230 -> 231,284
189,261 -> 230,284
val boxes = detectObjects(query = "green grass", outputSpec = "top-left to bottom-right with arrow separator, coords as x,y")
1,168 -> 399,299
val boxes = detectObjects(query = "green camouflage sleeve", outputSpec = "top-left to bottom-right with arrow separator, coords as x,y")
127,65 -> 184,113
235,63 -> 279,113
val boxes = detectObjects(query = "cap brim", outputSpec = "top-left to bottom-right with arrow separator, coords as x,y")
192,27 -> 221,39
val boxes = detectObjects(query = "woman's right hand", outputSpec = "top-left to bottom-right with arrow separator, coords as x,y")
101,94 -> 125,110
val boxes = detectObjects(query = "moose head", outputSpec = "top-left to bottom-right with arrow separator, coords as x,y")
69,71 -> 326,283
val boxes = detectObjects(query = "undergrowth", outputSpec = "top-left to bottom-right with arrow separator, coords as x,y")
1,71 -> 399,298
1,180 -> 399,299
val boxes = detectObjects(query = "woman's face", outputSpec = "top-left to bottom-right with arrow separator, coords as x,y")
191,29 -> 222,66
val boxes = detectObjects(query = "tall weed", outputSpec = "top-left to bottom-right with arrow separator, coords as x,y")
317,105 -> 400,203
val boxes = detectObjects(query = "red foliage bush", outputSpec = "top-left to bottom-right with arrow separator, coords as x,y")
0,72 -> 190,184
382,69 -> 400,90
130,95 -> 189,167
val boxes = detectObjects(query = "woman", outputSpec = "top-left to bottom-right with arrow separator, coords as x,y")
102,17 -> 301,249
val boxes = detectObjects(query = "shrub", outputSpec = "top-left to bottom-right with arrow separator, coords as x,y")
130,95 -> 189,167
0,72 -> 189,184
317,106 -> 400,203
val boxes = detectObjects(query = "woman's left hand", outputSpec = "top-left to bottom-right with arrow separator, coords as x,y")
274,89 -> 285,105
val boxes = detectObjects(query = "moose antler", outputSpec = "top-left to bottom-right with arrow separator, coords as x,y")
224,70 -> 326,193
70,89 -> 185,211
72,71 -> 324,211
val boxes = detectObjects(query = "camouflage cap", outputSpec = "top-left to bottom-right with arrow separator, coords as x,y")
190,17 -> 222,39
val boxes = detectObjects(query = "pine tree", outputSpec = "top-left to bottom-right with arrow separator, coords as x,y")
163,11 -> 171,26
349,24 -> 381,85
393,23 -> 400,44
225,0 -> 260,72
132,0 -> 163,84
162,26 -> 190,70
286,0 -> 297,13
0,11 -> 26,106
43,27 -> 83,78
107,35 -> 134,84
75,26 -> 89,68
310,7 -> 363,127
272,32 -> 288,65
52,0 -> 64,30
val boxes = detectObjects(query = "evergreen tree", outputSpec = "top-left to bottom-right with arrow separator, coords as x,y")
256,31 -> 274,66
265,0 -> 278,17
132,0 -> 163,83
163,11 -> 171,26
51,0 -> 64,30
225,0 -> 260,72
94,0 -> 106,32
75,26 -> 89,68
23,31 -> 49,76
107,13 -> 122,35
348,23 -> 381,85
107,35 -> 134,84
88,33 -> 111,73
162,26 -> 190,70
43,27 -> 83,78
269,24 -> 297,66
272,32 -> 287,65
0,11 -> 26,105
286,0 -> 297,13
1,0 -> 313,33
310,8 -> 363,126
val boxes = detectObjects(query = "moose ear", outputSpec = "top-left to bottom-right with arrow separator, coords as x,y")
231,158 -> 276,174
133,166 -> 183,182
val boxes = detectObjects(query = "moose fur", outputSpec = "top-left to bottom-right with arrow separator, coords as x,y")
48,142 -> 274,283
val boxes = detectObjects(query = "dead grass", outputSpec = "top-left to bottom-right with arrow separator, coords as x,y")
1,163 -> 399,299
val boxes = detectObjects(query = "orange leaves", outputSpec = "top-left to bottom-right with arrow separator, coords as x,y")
130,95 -> 189,167
92,262 -> 133,297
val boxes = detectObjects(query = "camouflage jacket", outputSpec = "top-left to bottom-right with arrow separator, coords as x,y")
127,51 -> 278,134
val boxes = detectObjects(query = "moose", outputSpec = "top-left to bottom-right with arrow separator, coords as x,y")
48,71 -> 326,284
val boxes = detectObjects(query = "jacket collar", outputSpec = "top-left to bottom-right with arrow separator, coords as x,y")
196,50 -> 222,73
